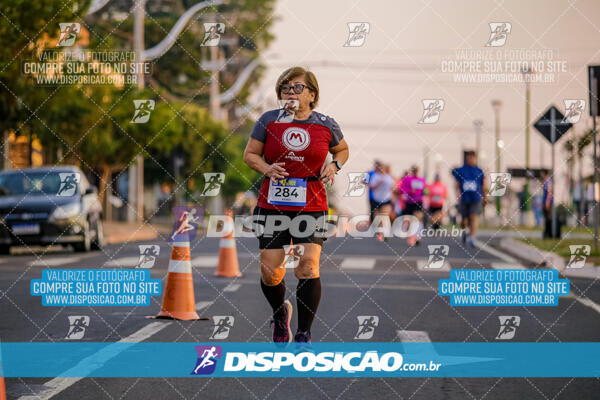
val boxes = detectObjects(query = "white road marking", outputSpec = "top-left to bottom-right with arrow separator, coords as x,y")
103,256 -> 140,267
340,257 -> 376,270
472,238 -> 525,268
396,330 -> 432,342
223,283 -> 241,292
19,302 -> 213,400
28,256 -> 82,267
571,294 -> 600,315
417,259 -> 451,271
192,255 -> 219,268
491,262 -> 526,270
396,330 -> 437,354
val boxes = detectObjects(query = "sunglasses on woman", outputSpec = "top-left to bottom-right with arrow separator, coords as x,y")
280,83 -> 308,94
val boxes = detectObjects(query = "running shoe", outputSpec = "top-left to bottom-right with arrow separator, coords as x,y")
407,235 -> 416,246
461,230 -> 467,244
376,232 -> 384,242
466,236 -> 475,247
294,330 -> 313,353
271,300 -> 293,344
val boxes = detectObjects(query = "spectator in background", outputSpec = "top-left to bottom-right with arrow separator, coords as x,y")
517,184 -> 528,226
533,193 -> 543,227
541,170 -> 555,238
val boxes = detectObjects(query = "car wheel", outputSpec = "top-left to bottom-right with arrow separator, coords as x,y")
73,221 -> 91,252
91,219 -> 104,251
0,245 -> 10,255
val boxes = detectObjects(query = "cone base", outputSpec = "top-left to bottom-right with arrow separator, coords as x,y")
214,271 -> 242,277
155,310 -> 200,320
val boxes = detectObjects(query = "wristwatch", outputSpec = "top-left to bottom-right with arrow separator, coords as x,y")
331,160 -> 342,173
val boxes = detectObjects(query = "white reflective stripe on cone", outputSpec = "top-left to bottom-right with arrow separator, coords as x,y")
171,242 -> 190,248
168,259 -> 192,273
220,239 -> 236,248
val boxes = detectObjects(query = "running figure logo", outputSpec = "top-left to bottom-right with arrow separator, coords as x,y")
566,245 -> 590,269
496,316 -> 520,340
137,245 -> 160,268
344,172 -> 368,197
170,206 -> 203,241
131,100 -> 155,123
354,316 -> 379,339
425,245 -> 449,269
276,99 -> 299,123
485,22 -> 512,47
282,244 -> 304,269
210,316 -> 235,339
57,23 -> 80,47
562,99 -> 586,124
57,172 -> 80,196
201,173 -> 225,197
191,345 -> 222,375
419,99 -> 445,124
200,23 -> 225,47
487,173 -> 511,197
65,315 -> 90,340
344,22 -> 370,47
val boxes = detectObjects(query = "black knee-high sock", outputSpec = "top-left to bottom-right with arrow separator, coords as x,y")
296,278 -> 322,333
261,279 -> 286,320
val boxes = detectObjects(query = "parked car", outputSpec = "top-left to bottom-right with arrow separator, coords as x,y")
0,166 -> 104,253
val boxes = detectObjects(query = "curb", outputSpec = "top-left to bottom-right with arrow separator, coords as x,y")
498,237 -> 599,280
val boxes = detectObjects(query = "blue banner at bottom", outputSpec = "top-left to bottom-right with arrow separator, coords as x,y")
2,342 -> 599,378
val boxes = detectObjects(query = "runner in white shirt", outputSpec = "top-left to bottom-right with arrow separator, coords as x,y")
368,164 -> 395,241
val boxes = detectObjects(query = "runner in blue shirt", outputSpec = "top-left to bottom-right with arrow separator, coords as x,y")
452,151 -> 486,246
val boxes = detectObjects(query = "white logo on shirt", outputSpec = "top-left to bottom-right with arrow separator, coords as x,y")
285,151 -> 304,162
282,127 -> 310,151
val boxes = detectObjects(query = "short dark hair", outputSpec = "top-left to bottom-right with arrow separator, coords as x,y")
465,151 -> 476,157
276,67 -> 319,109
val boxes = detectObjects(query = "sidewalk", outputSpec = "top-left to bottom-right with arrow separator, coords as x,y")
478,229 -> 591,239
494,236 -> 600,280
103,221 -> 172,244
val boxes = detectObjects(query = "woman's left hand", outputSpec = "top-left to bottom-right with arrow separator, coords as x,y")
320,162 -> 338,185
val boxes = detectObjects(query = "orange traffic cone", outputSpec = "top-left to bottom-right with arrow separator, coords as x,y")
215,209 -> 241,277
156,239 -> 200,320
0,377 -> 5,400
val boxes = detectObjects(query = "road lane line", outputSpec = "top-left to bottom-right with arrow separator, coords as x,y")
223,283 -> 241,292
571,294 -> 600,315
340,257 -> 376,270
417,259 -> 451,271
396,330 -> 432,342
191,255 -> 219,268
103,256 -> 140,267
28,256 -> 83,267
18,302 -> 213,400
472,238 -> 524,268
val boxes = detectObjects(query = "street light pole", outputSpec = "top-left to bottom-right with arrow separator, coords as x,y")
521,66 -> 535,226
492,100 -> 503,218
473,119 -> 483,159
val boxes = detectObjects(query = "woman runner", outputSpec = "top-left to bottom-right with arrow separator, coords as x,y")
243,67 -> 349,345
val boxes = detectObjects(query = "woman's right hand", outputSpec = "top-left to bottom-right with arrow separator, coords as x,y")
264,162 -> 289,182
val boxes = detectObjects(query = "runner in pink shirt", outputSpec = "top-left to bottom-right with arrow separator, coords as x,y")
399,165 -> 426,245
427,174 -> 447,230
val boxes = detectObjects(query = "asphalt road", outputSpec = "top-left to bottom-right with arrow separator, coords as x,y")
1,234 -> 600,399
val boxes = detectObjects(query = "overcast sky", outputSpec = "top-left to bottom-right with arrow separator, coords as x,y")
250,0 -> 600,214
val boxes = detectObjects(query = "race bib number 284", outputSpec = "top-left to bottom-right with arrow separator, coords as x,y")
268,178 -> 307,206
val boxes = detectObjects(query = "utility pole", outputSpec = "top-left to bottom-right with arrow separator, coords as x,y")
492,100 -> 503,219
129,0 -> 147,223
